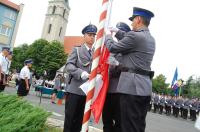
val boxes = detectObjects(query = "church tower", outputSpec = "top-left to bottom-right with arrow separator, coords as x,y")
41,0 -> 70,43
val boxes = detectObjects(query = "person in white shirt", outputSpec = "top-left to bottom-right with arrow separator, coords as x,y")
5,51 -> 12,84
17,59 -> 33,96
0,47 -> 10,92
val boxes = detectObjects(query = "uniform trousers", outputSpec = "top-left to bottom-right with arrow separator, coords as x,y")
63,93 -> 86,132
153,103 -> 158,113
182,109 -> 188,119
17,79 -> 30,96
102,93 -> 121,132
190,109 -> 197,121
119,94 -> 151,132
0,73 -> 6,92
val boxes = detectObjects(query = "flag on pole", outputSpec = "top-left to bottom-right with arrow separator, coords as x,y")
171,68 -> 183,96
171,67 -> 178,88
79,45 -> 110,123
171,67 -> 179,96
91,45 -> 110,123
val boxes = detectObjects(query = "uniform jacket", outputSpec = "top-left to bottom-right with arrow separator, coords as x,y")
108,53 -> 122,93
183,99 -> 191,110
153,95 -> 159,104
66,44 -> 92,96
191,101 -> 198,111
159,97 -> 165,106
175,99 -> 184,108
105,27 -> 155,96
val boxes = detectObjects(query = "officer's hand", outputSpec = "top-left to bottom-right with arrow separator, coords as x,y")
106,55 -> 119,66
26,86 -> 29,90
81,71 -> 89,80
104,28 -> 112,35
108,27 -> 119,33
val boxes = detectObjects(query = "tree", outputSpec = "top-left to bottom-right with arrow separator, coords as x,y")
42,40 -> 67,79
11,39 -> 67,80
152,74 -> 170,94
11,44 -> 29,72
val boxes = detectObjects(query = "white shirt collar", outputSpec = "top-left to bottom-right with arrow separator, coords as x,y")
84,43 -> 92,51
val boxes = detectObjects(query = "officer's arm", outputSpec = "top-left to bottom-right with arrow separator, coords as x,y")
25,77 -> 29,90
0,58 -> 3,80
66,48 -> 84,80
105,31 -> 136,54
115,30 -> 127,41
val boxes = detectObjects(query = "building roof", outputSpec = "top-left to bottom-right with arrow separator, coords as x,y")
64,36 -> 84,54
0,0 -> 20,11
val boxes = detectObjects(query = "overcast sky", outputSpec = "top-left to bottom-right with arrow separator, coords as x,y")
10,0 -> 200,83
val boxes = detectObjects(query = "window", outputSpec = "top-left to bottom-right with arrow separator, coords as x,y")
48,24 -> 52,34
63,9 -> 66,17
52,6 -> 56,14
0,25 -> 12,36
59,27 -> 62,36
4,10 -> 16,20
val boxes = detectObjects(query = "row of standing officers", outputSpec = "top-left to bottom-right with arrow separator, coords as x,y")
151,93 -> 200,121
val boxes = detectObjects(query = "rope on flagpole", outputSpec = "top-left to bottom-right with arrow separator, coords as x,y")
81,0 -> 110,131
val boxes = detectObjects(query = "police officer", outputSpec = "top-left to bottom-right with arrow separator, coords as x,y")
174,96 -> 184,117
0,47 -> 10,92
153,93 -> 160,113
165,95 -> 170,115
105,7 -> 155,132
182,97 -> 191,119
5,51 -> 12,84
103,22 -> 131,132
63,24 -> 97,132
190,98 -> 198,121
17,59 -> 33,96
167,95 -> 175,116
159,94 -> 165,114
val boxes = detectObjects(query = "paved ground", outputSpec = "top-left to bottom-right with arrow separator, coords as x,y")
3,86 -> 200,132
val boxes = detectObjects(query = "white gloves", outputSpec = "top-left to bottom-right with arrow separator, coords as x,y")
105,29 -> 111,35
107,55 -> 119,66
81,71 -> 89,80
105,27 -> 119,35
108,27 -> 119,33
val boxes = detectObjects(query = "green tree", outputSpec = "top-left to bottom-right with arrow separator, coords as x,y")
11,39 -> 67,80
42,40 -> 67,79
26,39 -> 49,76
11,44 -> 29,72
152,74 -> 170,94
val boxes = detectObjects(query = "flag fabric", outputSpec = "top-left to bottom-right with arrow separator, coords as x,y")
171,67 -> 178,88
171,67 -> 179,96
91,45 -> 110,123
171,68 -> 184,96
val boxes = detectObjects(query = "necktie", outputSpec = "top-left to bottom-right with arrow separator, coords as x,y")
88,49 -> 92,57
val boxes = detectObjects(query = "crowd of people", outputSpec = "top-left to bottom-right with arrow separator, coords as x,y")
150,93 -> 200,121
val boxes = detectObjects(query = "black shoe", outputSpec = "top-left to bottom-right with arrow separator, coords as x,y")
51,101 -> 56,104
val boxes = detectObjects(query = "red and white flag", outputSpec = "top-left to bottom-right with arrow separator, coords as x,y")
91,45 -> 110,123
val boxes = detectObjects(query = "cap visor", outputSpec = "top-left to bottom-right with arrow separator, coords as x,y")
129,16 -> 134,21
86,32 -> 96,35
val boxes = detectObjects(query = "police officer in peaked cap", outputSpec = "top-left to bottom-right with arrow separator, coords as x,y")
104,7 -> 155,132
0,47 -> 10,92
17,59 -> 33,96
63,24 -> 97,132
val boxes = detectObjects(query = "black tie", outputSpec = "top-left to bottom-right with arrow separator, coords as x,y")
88,49 -> 92,57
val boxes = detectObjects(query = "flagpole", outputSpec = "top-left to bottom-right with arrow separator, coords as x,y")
179,86 -> 181,97
81,0 -> 112,131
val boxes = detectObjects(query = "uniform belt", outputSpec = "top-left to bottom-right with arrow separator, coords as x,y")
120,67 -> 154,79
